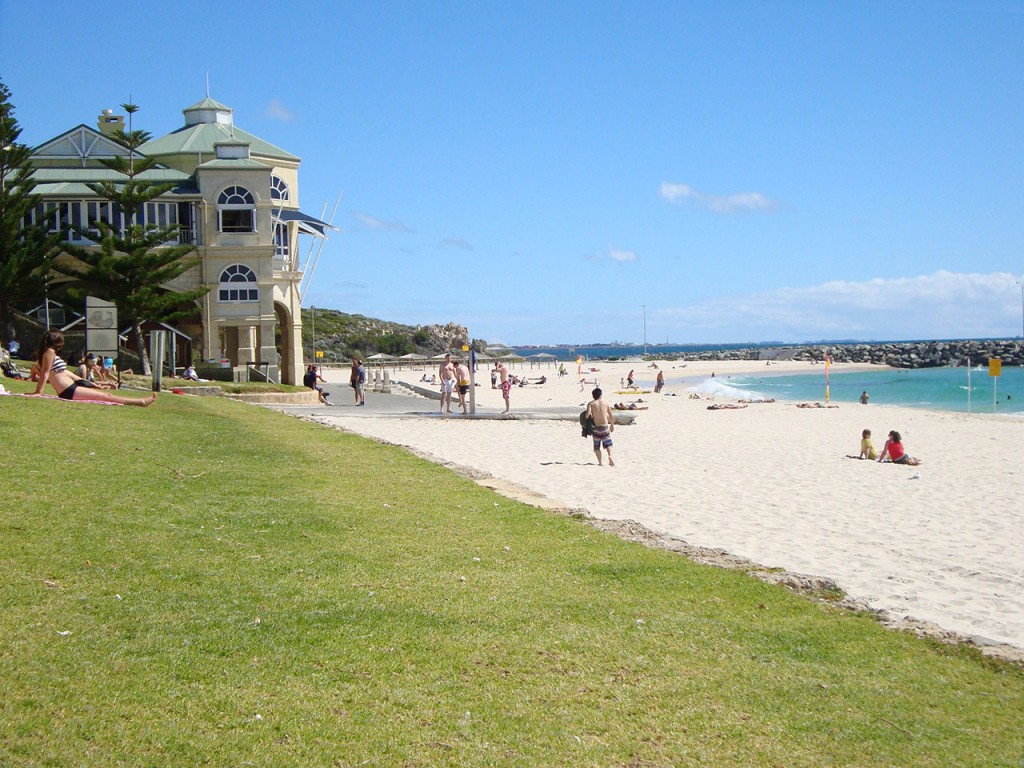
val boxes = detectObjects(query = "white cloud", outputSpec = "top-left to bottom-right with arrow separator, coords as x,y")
354,212 -> 414,233
608,246 -> 638,263
439,236 -> 474,251
661,271 -> 1024,342
264,99 -> 295,122
660,182 -> 779,213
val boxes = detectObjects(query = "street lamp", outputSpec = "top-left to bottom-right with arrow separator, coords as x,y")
1017,282 -> 1024,339
642,304 -> 647,356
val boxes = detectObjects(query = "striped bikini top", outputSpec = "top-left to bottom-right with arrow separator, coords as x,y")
49,354 -> 68,374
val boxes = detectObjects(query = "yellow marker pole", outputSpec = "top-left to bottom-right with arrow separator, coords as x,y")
989,358 -> 1002,414
824,353 -> 831,403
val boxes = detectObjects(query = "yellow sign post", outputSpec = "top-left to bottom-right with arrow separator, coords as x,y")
315,350 -> 324,359
989,358 -> 1001,413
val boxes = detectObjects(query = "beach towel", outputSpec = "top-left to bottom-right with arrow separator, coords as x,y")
580,410 -> 594,437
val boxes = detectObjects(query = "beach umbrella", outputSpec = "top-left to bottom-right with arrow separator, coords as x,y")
527,352 -> 557,369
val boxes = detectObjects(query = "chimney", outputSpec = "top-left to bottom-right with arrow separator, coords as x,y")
97,109 -> 124,136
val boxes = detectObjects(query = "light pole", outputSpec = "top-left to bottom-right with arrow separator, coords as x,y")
642,304 -> 647,356
1017,282 -> 1024,339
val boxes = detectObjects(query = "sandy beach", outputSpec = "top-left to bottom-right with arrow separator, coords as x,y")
308,359 -> 1024,657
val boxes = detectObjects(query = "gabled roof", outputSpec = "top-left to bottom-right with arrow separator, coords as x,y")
141,122 -> 300,162
32,125 -> 132,162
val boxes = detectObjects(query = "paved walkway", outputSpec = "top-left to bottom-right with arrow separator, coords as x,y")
263,388 -> 636,424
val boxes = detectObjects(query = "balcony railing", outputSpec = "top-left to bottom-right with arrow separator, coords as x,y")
63,225 -> 198,247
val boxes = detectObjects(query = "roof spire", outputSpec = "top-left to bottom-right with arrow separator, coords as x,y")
205,73 -> 210,98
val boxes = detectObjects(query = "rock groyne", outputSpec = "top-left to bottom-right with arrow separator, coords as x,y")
680,339 -> 1023,369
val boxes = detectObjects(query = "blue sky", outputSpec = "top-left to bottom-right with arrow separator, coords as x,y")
2,1 -> 1022,345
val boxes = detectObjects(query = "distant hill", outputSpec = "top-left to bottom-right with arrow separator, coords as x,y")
300,308 -> 487,362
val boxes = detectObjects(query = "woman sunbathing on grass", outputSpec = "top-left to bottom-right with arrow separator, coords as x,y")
30,330 -> 156,407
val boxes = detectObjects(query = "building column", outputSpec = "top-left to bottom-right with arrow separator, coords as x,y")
257,319 -> 281,383
287,321 -> 303,386
258,319 -> 277,366
238,325 -> 256,365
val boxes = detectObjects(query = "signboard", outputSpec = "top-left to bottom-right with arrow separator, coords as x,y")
989,358 -> 1002,377
315,350 -> 324,359
85,296 -> 118,358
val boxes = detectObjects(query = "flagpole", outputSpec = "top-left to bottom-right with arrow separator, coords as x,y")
824,351 -> 831,403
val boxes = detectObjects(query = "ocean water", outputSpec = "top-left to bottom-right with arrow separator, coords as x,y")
684,366 -> 1024,415
512,343 -> 775,360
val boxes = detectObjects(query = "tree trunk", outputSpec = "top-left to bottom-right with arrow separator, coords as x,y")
0,301 -> 10,353
133,322 -> 152,376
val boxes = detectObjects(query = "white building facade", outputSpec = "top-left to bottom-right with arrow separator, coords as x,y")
27,96 -> 331,385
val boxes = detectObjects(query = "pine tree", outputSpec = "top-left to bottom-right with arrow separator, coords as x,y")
0,79 -> 64,351
55,102 -> 208,374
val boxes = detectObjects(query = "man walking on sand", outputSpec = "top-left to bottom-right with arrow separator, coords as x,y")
439,353 -> 456,413
496,359 -> 511,413
586,387 -> 615,466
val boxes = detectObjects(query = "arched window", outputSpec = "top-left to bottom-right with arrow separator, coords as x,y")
218,264 -> 259,302
217,185 -> 256,233
271,175 -> 290,202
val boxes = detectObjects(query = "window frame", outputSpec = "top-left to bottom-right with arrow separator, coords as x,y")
216,186 -> 257,234
217,264 -> 260,303
270,175 -> 290,202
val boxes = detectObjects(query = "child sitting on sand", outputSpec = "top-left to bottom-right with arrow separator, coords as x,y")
859,429 -> 877,460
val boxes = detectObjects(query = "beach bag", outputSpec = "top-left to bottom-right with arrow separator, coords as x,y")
580,410 -> 594,437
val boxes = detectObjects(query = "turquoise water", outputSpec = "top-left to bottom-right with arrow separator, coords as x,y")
687,367 -> 1024,415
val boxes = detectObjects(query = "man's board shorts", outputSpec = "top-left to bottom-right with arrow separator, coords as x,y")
458,384 -> 469,395
441,379 -> 455,394
591,424 -> 612,448
500,380 -> 512,396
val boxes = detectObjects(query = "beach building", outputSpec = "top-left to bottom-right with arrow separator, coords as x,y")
24,96 -> 332,385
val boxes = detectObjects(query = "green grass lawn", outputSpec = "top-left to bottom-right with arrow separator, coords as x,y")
1,383 -> 1022,767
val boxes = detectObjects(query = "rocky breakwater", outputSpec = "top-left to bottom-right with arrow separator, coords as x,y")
799,340 -> 1023,368
682,339 -> 1023,369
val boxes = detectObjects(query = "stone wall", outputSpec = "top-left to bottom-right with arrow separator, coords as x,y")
682,339 -> 1023,368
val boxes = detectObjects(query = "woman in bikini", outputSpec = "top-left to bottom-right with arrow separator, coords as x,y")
30,330 -> 157,407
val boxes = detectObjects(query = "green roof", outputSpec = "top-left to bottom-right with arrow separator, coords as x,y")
196,158 -> 270,170
183,96 -> 232,112
31,167 -> 192,183
141,123 -> 300,162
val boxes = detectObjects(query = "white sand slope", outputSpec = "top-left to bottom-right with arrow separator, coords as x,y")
318,360 -> 1024,654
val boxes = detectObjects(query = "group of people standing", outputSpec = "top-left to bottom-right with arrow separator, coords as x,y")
438,353 -> 502,414
303,357 -> 368,407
